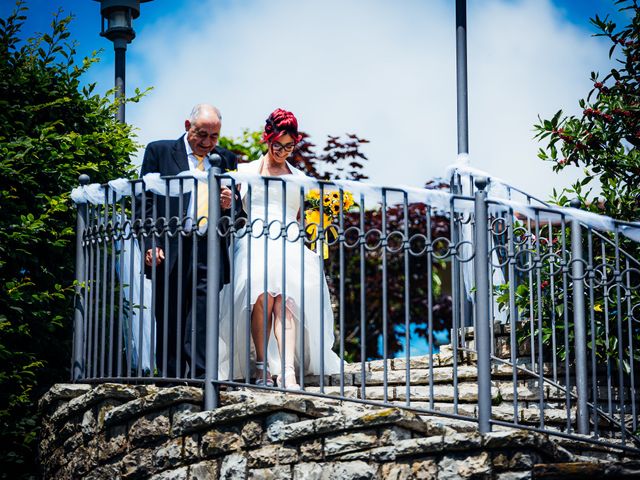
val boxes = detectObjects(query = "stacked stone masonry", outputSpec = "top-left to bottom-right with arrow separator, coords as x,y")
39,381 -> 640,479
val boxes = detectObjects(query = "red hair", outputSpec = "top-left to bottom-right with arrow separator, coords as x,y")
262,108 -> 303,144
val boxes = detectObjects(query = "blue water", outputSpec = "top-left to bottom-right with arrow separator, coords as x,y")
377,323 -> 450,359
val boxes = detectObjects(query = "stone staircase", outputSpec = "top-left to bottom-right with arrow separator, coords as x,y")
286,344 -> 629,437
38,349 -> 640,479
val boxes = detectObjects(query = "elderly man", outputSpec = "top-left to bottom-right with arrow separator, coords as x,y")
140,103 -> 239,378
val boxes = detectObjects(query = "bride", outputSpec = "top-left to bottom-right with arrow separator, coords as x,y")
219,108 -> 340,388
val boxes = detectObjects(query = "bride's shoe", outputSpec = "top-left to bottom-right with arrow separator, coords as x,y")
254,361 -> 274,387
277,366 -> 301,390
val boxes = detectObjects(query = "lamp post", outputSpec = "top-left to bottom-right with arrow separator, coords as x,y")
456,0 -> 469,155
94,0 -> 152,123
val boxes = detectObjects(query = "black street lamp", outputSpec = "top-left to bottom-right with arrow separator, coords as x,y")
94,0 -> 153,123
456,0 -> 469,155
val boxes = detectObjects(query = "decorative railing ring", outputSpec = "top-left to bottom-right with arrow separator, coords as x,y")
431,236 -> 453,260
606,283 -> 630,304
112,220 -> 123,241
591,263 -> 616,288
386,231 -> 406,254
408,233 -> 429,256
249,218 -> 266,239
364,229 -> 383,251
266,219 -> 285,241
121,220 -> 133,241
489,217 -> 507,235
165,216 -> 183,239
539,252 -> 565,277
513,248 -> 536,272
568,258 -> 590,281
343,226 -> 362,249
620,267 -> 640,291
454,240 -> 475,263
284,220 -> 305,242
223,216 -> 250,240
153,217 -> 167,238
131,218 -> 143,239
195,216 -> 208,236
177,216 -> 193,238
325,225 -> 341,247
512,226 -> 531,247
216,215 -> 232,238
489,245 -> 509,268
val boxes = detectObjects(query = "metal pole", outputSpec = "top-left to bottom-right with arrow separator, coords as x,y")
205,167 -> 222,410
570,200 -> 589,434
456,0 -> 469,154
474,177 -> 491,434
72,174 -> 90,380
114,38 -> 127,123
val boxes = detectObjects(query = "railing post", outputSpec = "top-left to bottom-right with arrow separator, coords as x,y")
72,174 -> 90,381
569,199 -> 589,435
474,177 -> 492,434
205,167 -> 222,410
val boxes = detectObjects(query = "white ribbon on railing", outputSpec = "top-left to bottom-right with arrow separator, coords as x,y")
447,164 -> 640,241
140,170 -> 204,197
69,168 -> 640,240
446,159 -> 532,201
107,178 -> 132,201
70,183 -> 105,205
225,171 -> 458,214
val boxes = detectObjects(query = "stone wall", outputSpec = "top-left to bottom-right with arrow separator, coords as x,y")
38,383 -> 640,479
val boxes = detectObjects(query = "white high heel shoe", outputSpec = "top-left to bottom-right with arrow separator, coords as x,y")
254,361 -> 274,387
277,366 -> 301,390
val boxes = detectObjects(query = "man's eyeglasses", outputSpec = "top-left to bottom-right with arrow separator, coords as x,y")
272,141 -> 296,153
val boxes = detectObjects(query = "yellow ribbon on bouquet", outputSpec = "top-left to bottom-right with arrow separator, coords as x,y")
304,209 -> 336,259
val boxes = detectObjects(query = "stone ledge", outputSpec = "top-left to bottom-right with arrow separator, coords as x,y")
49,383 -> 155,426
174,392 -> 310,436
104,386 -> 202,427
39,382 -> 640,480
38,383 -> 91,412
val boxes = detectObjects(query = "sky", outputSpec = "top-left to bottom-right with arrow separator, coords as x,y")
2,0 -> 633,199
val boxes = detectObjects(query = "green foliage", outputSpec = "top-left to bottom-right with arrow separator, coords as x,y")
532,0 -> 640,379
218,129 -> 266,162
534,0 -> 640,221
494,221 -> 640,374
0,2 -> 141,477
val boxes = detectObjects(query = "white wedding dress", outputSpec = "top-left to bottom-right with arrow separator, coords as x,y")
218,159 -> 340,381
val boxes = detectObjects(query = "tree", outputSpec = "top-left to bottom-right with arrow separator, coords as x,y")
535,0 -> 639,221
0,2 -> 140,476
529,0 -> 640,382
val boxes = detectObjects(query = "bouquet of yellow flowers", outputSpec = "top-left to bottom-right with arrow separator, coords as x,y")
304,189 -> 356,258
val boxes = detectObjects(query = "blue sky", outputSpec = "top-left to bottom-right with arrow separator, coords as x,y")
2,0 -> 633,197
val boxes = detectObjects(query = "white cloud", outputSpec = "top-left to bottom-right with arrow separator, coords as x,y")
122,0 -> 612,199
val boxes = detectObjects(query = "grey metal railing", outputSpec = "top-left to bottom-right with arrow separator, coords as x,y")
70,168 -> 640,452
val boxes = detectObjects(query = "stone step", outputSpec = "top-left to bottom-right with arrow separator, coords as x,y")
301,359 -> 559,388
302,381 -> 571,405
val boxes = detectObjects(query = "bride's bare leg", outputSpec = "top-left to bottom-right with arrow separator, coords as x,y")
251,293 -> 275,385
273,295 -> 299,389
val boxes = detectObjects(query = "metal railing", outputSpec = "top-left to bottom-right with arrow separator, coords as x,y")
70,168 -> 640,451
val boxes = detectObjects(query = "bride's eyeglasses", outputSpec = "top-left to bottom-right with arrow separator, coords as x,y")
271,141 -> 296,153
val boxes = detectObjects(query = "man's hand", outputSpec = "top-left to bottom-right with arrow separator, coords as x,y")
145,247 -> 165,267
220,186 -> 233,210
